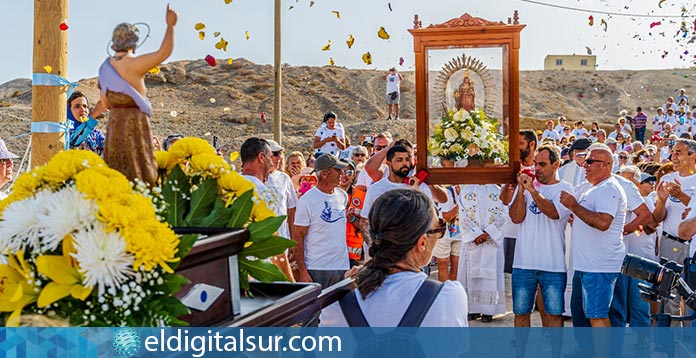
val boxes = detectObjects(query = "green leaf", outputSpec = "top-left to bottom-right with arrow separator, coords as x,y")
160,296 -> 191,318
239,257 -> 288,282
200,198 -> 235,227
226,190 -> 254,228
239,271 -> 250,293
157,273 -> 190,295
162,165 -> 191,227
240,236 -> 295,260
247,216 -> 286,239
184,179 -> 219,227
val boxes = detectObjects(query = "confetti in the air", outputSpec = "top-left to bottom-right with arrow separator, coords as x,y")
658,0 -> 666,8
585,46 -> 592,55
199,31 -> 205,40
588,15 -> 594,26
378,26 -> 390,40
59,22 -> 69,31
194,23 -> 206,31
215,38 -> 229,51
205,55 -> 216,67
399,57 -> 404,66
245,31 -> 250,40
600,19 -> 608,32
322,40 -> 332,51
230,151 -> 240,162
362,52 -> 372,65
223,107 -> 231,112
650,21 -> 661,29
210,98 -> 216,104
388,3 -> 392,11
148,66 -> 160,75
289,6 -> 294,10
310,1 -> 315,7
260,112 -> 267,123
329,57 -> 335,66
170,111 -> 178,117
43,65 -> 52,73
227,58 -> 233,64
346,34 -> 355,48
214,32 -> 221,37
224,0 -> 233,4
332,11 -> 341,19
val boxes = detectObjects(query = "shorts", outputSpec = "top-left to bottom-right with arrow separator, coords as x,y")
512,268 -> 567,315
432,238 -> 461,259
572,271 -> 618,319
386,92 -> 400,105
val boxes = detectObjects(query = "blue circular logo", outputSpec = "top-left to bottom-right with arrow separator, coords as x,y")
113,328 -> 141,358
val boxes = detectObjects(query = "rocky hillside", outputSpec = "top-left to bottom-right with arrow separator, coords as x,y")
0,58 -> 691,156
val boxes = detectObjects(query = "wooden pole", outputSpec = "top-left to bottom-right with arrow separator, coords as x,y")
31,0 -> 69,167
273,0 -> 282,144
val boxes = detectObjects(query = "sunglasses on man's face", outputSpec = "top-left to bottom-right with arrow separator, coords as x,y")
353,153 -> 366,157
618,155 -> 628,160
584,158 -> 609,165
272,151 -> 282,157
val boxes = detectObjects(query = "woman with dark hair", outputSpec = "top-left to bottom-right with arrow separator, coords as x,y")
320,188 -> 468,327
312,111 -> 346,157
66,91 -> 106,154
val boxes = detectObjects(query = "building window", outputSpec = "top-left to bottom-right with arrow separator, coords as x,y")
580,59 -> 588,66
555,59 -> 563,66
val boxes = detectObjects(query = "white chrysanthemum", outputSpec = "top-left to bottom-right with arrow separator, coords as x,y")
36,186 -> 99,252
0,190 -> 53,252
71,222 -> 134,295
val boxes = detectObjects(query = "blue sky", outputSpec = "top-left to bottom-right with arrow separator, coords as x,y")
1,0 -> 694,84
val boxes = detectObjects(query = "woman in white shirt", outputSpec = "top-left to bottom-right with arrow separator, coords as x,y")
320,189 -> 469,327
313,111 -> 347,157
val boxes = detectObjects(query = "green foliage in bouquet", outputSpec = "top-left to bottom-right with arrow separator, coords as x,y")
156,138 -> 295,292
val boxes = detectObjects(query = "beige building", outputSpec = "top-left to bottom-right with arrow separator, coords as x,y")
544,54 -> 596,71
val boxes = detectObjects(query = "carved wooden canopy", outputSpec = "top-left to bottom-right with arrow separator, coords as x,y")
428,13 -> 505,28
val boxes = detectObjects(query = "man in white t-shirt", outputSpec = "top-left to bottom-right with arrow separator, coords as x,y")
241,137 -> 294,282
356,132 -> 392,190
560,145 -> 626,327
264,140 -> 297,240
383,67 -> 403,120
293,154 -> 350,288
509,145 -> 573,331
653,139 -> 696,322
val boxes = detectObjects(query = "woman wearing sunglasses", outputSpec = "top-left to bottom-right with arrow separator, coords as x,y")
320,189 -> 469,327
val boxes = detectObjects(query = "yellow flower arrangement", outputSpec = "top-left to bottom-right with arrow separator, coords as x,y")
0,150 -> 188,326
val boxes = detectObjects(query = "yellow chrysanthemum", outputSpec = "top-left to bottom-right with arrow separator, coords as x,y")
120,220 -> 180,273
12,167 -> 45,194
74,167 -> 132,201
168,137 -> 215,160
96,193 -> 156,231
217,171 -> 255,196
154,150 -> 178,171
188,153 -> 230,178
0,251 -> 40,327
250,200 -> 275,222
41,150 -> 105,185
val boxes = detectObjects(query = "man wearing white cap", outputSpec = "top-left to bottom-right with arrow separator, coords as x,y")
265,139 -> 297,241
0,139 -> 19,199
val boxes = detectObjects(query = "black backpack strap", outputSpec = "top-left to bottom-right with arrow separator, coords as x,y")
397,279 -> 444,327
338,290 -> 370,327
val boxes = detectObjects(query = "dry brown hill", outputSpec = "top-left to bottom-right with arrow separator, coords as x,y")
0,58 -> 692,156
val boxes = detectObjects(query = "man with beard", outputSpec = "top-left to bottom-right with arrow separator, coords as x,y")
361,141 -> 441,218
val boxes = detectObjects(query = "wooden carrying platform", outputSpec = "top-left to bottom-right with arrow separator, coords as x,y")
174,228 -> 323,326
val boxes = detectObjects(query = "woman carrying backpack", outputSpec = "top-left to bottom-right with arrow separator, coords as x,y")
320,188 -> 469,327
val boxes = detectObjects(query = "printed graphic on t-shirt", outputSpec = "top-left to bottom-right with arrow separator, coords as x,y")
529,201 -> 541,215
320,201 -> 345,223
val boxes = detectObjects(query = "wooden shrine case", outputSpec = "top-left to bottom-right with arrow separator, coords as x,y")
409,12 -> 525,184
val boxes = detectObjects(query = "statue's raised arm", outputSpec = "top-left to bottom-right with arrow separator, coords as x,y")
98,5 -> 178,186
